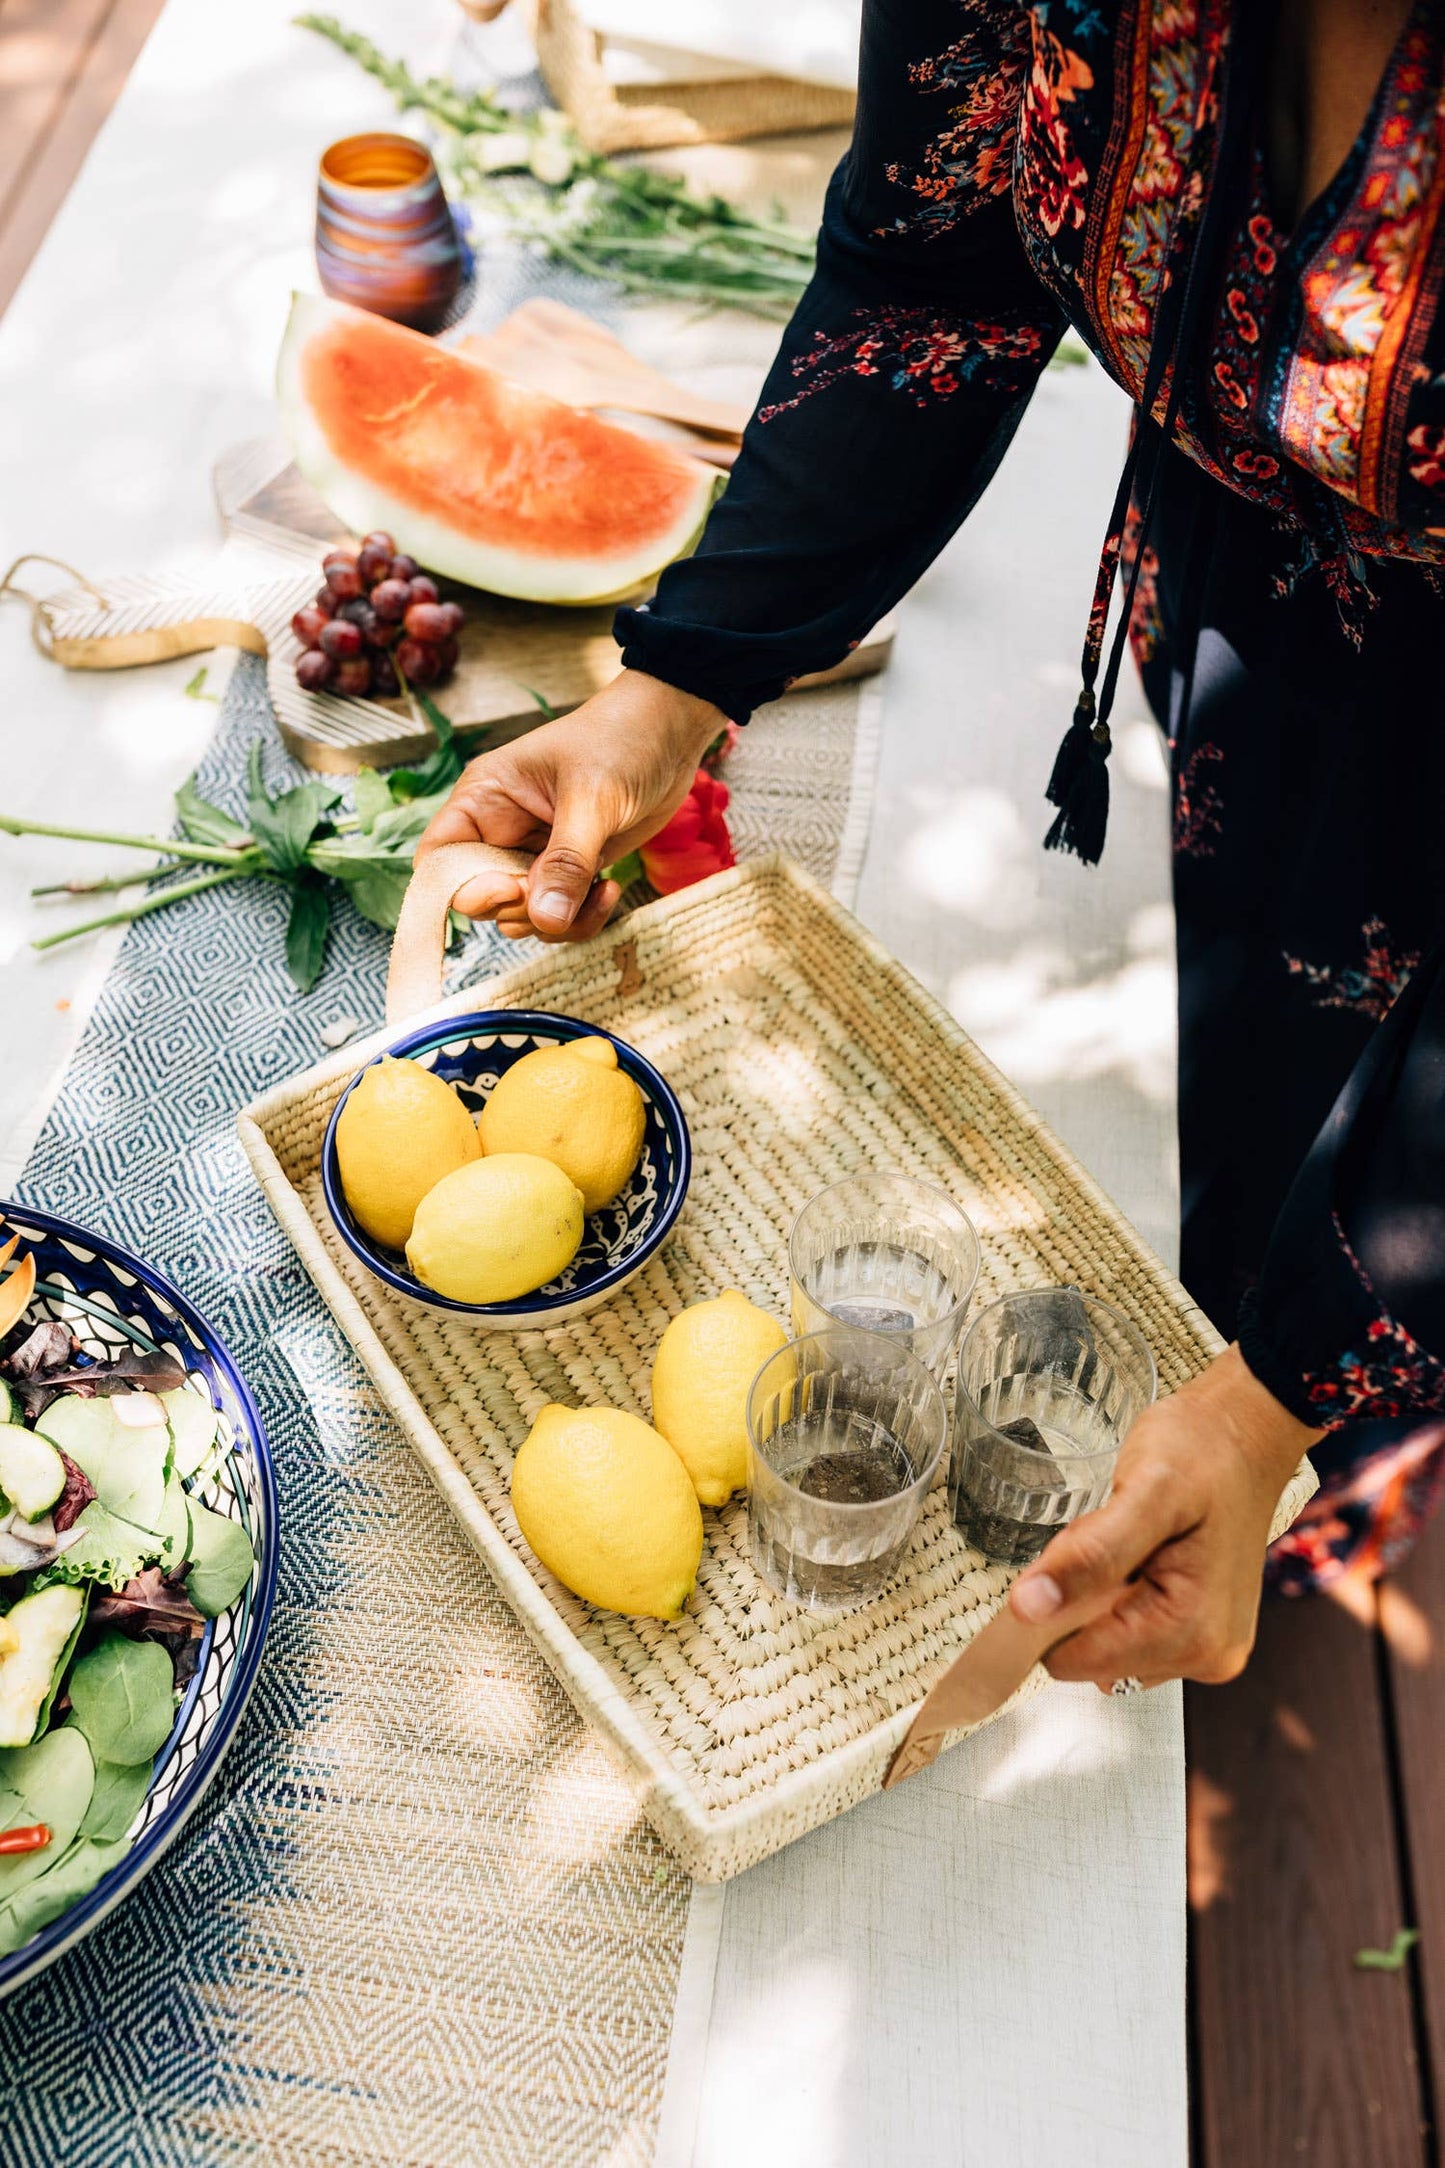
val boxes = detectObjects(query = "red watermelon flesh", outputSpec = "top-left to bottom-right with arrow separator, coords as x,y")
276,293 -> 721,606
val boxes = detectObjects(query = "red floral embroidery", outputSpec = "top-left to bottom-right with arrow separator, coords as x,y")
1408,422 -> 1445,488
758,308 -> 1046,420
1172,741 -> 1225,856
878,0 -> 1030,239
1019,26 -> 1095,239
1283,916 -> 1420,1019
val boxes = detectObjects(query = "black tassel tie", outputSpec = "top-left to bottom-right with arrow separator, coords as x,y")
1042,22 -> 1252,866
1044,691 -> 1111,866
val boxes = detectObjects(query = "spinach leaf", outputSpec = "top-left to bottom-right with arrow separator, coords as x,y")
0,1835 -> 125,1957
0,1729 -> 95,1904
67,1635 -> 175,1766
184,1504 -> 256,1618
79,1753 -> 152,1842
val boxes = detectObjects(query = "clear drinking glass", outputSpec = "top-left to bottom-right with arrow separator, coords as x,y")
747,1327 -> 949,1613
949,1288 -> 1156,1566
788,1174 -> 981,1382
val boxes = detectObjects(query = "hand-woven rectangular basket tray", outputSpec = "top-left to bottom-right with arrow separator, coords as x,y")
238,856 -> 1314,1880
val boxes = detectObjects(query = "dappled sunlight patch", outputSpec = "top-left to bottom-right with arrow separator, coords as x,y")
1378,1582 -> 1433,1667
947,946 -> 1176,1100
902,785 -> 1040,930
1187,1767 -> 1233,1910
525,1732 -> 644,1867
694,1955 -> 854,2167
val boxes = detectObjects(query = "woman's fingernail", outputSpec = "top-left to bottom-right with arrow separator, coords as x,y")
533,890 -> 573,928
1013,1573 -> 1063,1622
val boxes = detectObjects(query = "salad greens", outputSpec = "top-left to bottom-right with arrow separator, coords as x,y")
0,1282 -> 257,1960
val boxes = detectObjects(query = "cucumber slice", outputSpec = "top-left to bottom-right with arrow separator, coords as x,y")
0,1585 -> 87,1750
35,1394 -> 167,1532
0,1379 -> 14,1427
160,1386 -> 221,1482
0,1424 -> 65,1523
183,1503 -> 255,1617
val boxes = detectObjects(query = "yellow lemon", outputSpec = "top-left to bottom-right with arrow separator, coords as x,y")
406,1153 -> 583,1304
511,1405 -> 703,1619
651,1290 -> 788,1506
478,1036 -> 646,1215
336,1056 -> 481,1251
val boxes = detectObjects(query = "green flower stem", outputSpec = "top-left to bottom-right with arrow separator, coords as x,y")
0,814 -> 251,869
31,865 -> 173,897
30,867 -> 257,951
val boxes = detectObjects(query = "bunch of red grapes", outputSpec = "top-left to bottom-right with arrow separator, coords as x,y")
291,530 -> 465,699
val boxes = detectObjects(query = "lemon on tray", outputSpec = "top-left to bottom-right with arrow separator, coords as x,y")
651,1290 -> 788,1506
406,1153 -> 584,1304
511,1405 -> 703,1619
335,1056 -> 481,1251
478,1036 -> 646,1214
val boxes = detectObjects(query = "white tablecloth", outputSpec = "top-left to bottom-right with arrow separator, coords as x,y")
0,5 -> 1185,2159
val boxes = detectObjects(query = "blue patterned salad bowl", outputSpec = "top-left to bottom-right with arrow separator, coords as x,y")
321,1009 -> 692,1329
0,1204 -> 277,2001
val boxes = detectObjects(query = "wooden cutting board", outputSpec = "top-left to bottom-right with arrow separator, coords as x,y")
210,437 -> 894,773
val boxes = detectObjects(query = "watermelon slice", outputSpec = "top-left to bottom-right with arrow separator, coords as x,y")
276,293 -> 723,607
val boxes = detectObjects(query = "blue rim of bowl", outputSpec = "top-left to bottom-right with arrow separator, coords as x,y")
320,1009 -> 693,1318
0,1200 -> 279,1997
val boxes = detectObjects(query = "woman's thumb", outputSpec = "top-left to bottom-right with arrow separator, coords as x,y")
526,793 -> 612,933
1010,1475 -> 1167,1625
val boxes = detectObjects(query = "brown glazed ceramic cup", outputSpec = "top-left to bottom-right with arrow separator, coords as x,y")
315,133 -> 465,334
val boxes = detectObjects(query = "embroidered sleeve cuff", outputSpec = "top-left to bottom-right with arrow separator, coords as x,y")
1242,1210 -> 1445,1433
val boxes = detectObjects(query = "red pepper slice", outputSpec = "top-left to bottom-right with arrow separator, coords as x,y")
0,1824 -> 51,1855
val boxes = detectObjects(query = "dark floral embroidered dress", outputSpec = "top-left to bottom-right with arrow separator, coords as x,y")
617,0 -> 1445,1591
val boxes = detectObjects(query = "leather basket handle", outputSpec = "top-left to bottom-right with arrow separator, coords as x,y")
386,841 -> 534,1025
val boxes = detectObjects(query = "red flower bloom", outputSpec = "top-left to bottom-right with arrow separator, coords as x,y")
640,770 -> 736,894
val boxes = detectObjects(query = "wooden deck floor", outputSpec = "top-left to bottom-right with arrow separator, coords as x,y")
4,8 -> 1441,2163
1187,1525 -> 1445,2167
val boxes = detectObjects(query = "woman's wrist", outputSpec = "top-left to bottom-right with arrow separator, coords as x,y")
617,668 -> 729,766
1211,1342 -> 1325,1489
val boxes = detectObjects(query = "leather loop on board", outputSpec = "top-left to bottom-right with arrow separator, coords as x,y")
386,840 -> 534,1025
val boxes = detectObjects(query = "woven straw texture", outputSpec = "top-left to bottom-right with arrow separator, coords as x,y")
242,855 -> 1316,1882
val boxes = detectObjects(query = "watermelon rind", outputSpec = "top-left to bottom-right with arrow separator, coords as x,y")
276,293 -> 723,608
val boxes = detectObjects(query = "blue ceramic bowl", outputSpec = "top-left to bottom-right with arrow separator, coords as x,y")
0,1203 -> 277,2001
321,1010 -> 692,1328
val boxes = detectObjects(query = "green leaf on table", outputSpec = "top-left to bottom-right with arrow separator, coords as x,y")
306,841 -> 412,933
386,691 -> 463,801
246,744 -> 342,873
67,1634 -> 175,1767
183,666 -> 219,703
1354,1928 -> 1420,1972
352,767 -> 395,833
176,777 -> 250,851
285,875 -> 331,993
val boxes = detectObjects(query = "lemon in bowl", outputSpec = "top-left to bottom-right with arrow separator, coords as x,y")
321,1010 -> 690,1329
